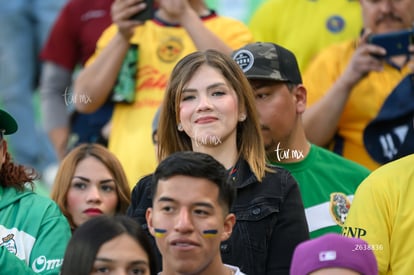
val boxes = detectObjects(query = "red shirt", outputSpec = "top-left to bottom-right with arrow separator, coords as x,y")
40,0 -> 113,69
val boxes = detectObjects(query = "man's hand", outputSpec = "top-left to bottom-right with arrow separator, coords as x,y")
158,0 -> 191,17
341,30 -> 387,89
112,0 -> 146,40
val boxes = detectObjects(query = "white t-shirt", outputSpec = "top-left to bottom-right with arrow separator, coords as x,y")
225,264 -> 246,275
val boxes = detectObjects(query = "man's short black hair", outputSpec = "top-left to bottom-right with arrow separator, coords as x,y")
152,151 -> 236,213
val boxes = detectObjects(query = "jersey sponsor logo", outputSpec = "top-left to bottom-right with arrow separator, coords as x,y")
137,66 -> 168,92
378,125 -> 409,160
329,192 -> 351,226
342,226 -> 367,238
157,37 -> 183,63
32,256 -> 63,273
0,233 -> 17,255
1,232 -> 63,272
326,15 -> 345,33
81,10 -> 107,21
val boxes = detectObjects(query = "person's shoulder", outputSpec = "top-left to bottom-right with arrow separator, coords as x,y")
22,191 -> 61,209
313,145 -> 371,174
96,23 -> 118,44
251,0 -> 287,16
130,174 -> 153,202
61,0 -> 87,13
264,164 -> 298,188
66,0 -> 107,10
382,154 -> 414,169
133,174 -> 153,189
315,39 -> 356,58
368,154 -> 414,182
353,155 -> 414,199
8,189 -> 64,219
266,163 -> 294,175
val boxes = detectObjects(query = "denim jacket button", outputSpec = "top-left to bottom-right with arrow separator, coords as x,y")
252,207 -> 261,215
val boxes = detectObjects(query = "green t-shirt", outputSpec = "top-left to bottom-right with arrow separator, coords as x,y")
272,144 -> 370,238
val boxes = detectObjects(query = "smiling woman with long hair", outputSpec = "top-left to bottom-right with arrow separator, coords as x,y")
127,49 -> 310,274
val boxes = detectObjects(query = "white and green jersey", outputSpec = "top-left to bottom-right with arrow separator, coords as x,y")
272,144 -> 370,238
0,185 -> 71,274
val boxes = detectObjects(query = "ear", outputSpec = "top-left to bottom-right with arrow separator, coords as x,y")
293,84 -> 307,114
221,213 -> 236,241
146,207 -> 156,237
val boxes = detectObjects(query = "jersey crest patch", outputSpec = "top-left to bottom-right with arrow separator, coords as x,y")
326,15 -> 345,33
0,233 -> 17,255
157,37 -> 183,63
329,192 -> 351,226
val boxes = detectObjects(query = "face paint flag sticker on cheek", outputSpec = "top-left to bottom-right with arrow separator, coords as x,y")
154,228 -> 167,238
202,229 -> 218,238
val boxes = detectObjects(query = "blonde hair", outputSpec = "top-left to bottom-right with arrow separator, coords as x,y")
158,49 -> 266,181
50,143 -> 131,229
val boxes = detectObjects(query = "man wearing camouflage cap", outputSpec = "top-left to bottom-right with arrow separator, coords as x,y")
232,42 -> 370,238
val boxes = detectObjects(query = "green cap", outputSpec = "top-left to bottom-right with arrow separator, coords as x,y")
0,109 -> 18,135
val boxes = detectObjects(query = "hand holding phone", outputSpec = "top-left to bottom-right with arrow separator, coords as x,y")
130,0 -> 155,22
368,29 -> 414,58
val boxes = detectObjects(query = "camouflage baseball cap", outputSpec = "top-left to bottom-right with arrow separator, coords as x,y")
232,42 -> 302,84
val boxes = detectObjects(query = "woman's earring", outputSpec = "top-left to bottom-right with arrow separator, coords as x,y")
177,123 -> 183,131
239,114 -> 246,122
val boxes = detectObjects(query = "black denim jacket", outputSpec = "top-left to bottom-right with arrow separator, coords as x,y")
127,158 -> 309,275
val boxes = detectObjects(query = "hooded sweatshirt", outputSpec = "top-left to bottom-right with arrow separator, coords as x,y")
0,185 -> 71,274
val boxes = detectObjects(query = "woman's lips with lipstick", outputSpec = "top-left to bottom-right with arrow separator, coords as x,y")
195,116 -> 217,124
83,208 -> 103,216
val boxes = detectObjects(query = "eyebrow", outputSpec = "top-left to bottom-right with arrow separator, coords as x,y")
182,82 -> 228,93
71,176 -> 115,184
157,196 -> 215,209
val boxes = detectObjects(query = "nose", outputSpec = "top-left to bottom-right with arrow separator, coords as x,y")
113,270 -> 128,275
174,208 -> 194,233
196,93 -> 213,112
112,270 -> 128,275
378,0 -> 393,13
86,186 -> 102,204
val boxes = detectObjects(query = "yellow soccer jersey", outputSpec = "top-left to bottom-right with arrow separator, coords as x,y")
303,40 -> 411,171
343,154 -> 414,275
249,0 -> 362,73
88,14 -> 254,187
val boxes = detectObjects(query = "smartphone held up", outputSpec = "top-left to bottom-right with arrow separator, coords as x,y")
131,0 -> 155,22
368,28 -> 414,58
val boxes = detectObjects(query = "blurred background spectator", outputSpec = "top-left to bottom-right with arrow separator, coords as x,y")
0,0 -> 67,191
